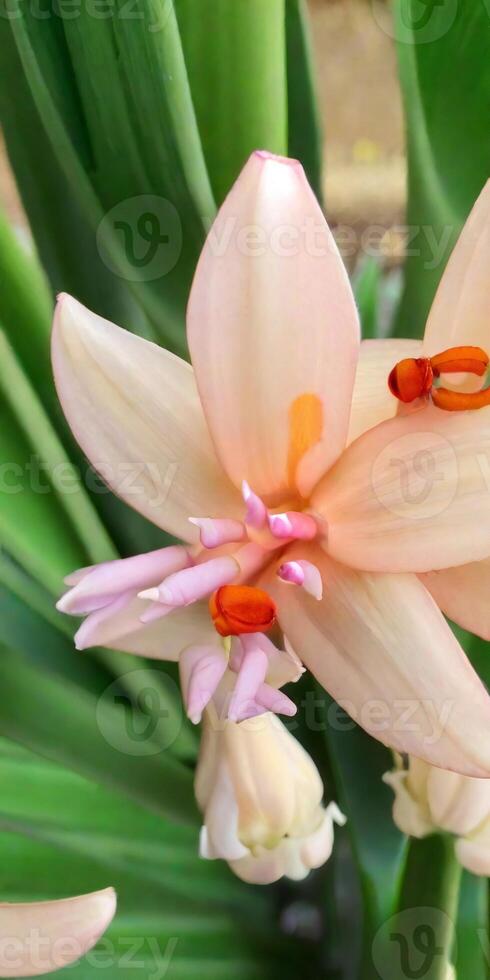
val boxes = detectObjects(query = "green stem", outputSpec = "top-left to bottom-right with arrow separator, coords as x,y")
368,835 -> 462,980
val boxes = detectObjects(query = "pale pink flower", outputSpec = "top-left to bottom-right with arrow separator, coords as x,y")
196,677 -> 345,884
53,152 -> 490,774
0,888 -> 116,977
384,755 -> 490,876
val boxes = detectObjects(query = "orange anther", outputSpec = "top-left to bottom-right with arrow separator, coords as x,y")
388,358 -> 433,403
431,386 -> 490,412
209,585 -> 277,637
430,346 -> 489,377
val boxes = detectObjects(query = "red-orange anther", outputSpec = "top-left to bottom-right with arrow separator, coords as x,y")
389,346 -> 490,410
431,386 -> 490,412
388,358 -> 433,403
209,585 -> 277,637
429,346 -> 489,377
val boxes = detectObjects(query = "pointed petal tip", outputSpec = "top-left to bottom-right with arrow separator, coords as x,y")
138,587 -> 160,601
253,149 -> 302,170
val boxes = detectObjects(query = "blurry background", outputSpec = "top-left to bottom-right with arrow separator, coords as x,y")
0,0 -> 406,268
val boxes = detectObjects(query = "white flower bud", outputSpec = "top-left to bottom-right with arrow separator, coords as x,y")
196,709 -> 345,884
384,755 -> 490,876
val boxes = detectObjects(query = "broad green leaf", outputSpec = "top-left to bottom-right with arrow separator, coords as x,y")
176,0 -> 288,204
0,558 -> 197,761
285,0 -> 323,201
394,0 -> 490,337
0,740 -> 257,906
4,7 -> 192,349
0,644 -> 197,826
0,740 -> 316,978
0,330 -> 116,566
0,19 -> 147,340
60,1 -> 214,350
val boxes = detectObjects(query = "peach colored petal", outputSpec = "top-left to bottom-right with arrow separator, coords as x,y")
312,403 -> 490,572
187,151 -> 360,504
424,182 -> 490,359
348,338 -> 422,444
269,545 -> 490,776
52,295 -> 242,542
0,888 -> 116,977
420,558 -> 490,640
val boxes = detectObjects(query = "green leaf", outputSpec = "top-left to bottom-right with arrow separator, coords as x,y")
320,691 -> 408,959
393,0 -> 490,337
0,208 -> 53,401
285,0 -> 323,201
0,739 -> 255,906
4,7 -> 192,349
59,0 -> 214,349
0,739 -> 316,978
0,644 -> 198,826
353,257 -> 381,340
0,19 -> 148,339
176,0 -> 288,204
456,872 -> 488,980
0,329 -> 116,566
0,400 -> 87,592
387,836 -> 462,980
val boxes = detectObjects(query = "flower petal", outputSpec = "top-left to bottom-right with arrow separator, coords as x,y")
270,545 -> 490,776
187,151 -> 360,503
77,594 -> 214,659
383,769 -> 435,838
348,338 -> 422,444
423,182 -> 490,357
52,295 -> 242,542
312,403 -> 490,572
426,767 -> 490,836
0,888 -> 116,977
58,547 -> 192,614
420,559 -> 490,640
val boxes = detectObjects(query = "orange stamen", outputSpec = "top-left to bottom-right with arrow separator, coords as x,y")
209,585 -> 276,637
387,358 -> 433,403
388,346 -> 490,412
430,346 -> 489,377
431,386 -> 490,412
